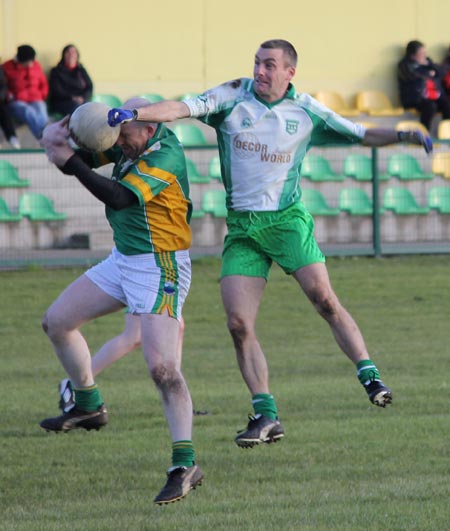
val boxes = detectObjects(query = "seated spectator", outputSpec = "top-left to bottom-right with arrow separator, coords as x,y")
48,44 -> 93,116
441,44 -> 450,99
2,44 -> 49,139
0,63 -> 20,148
398,40 -> 450,131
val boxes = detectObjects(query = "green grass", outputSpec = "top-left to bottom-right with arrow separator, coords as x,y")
1,255 -> 449,531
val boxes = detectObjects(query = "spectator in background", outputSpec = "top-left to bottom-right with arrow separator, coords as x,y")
398,40 -> 450,131
441,44 -> 450,99
2,44 -> 49,139
0,63 -> 20,149
48,44 -> 93,116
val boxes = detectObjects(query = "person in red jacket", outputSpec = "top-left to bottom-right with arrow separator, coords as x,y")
2,44 -> 49,139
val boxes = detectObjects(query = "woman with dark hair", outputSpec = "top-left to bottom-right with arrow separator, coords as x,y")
398,40 -> 450,130
48,44 -> 93,115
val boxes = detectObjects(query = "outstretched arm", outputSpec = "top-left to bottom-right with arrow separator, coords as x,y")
108,100 -> 190,126
363,128 -> 433,153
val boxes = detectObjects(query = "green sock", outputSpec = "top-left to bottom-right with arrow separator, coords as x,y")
74,384 -> 103,412
252,393 -> 278,420
356,360 -> 381,386
172,440 -> 195,468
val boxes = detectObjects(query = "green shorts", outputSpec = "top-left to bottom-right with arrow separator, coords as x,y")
221,201 -> 325,280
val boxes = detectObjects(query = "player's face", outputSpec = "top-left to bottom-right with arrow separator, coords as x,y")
253,47 -> 295,102
116,123 -> 152,160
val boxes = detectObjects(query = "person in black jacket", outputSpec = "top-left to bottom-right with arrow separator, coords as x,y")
48,44 -> 93,115
0,64 -> 20,148
398,40 -> 450,131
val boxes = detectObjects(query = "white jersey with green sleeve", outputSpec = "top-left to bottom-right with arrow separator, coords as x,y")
183,78 -> 365,212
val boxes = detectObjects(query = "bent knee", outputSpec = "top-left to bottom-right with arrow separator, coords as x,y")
227,313 -> 252,340
312,291 -> 341,318
150,363 -> 182,392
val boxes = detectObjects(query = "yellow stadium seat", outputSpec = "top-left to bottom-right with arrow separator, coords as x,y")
432,152 -> 450,178
356,90 -> 404,116
354,121 -> 377,129
437,119 -> 450,140
314,91 -> 360,116
395,120 -> 429,135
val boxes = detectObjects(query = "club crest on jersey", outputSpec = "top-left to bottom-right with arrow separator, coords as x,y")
241,118 -> 252,128
286,120 -> 298,135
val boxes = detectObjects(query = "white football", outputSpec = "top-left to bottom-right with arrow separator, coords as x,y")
69,101 -> 120,152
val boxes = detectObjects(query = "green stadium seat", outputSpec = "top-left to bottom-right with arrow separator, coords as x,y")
342,153 -> 389,182
18,193 -> 67,221
190,208 -> 205,219
382,187 -> 429,214
300,154 -> 345,182
207,156 -> 222,180
383,153 -> 434,180
339,188 -> 377,215
138,93 -> 164,103
201,190 -> 227,217
0,197 -> 22,221
185,158 -> 210,184
0,160 -> 30,187
175,92 -> 201,101
91,94 -> 122,107
428,187 -> 450,214
171,124 -> 208,146
301,189 -> 340,215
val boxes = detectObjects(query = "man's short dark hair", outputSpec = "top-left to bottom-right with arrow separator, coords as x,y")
260,39 -> 298,67
406,40 -> 424,57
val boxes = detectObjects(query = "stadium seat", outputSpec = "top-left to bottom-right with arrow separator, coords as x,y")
355,90 -> 404,116
91,94 -> 122,107
138,93 -> 164,103
314,91 -> 360,116
207,156 -> 222,180
382,187 -> 429,214
383,153 -> 434,180
428,187 -> 450,213
432,152 -> 450,178
0,160 -> 30,187
342,153 -> 385,181
437,119 -> 450,140
395,120 -> 429,135
18,193 -> 67,221
175,92 -> 201,101
301,189 -> 340,215
300,154 -> 345,182
201,189 -> 227,217
339,188 -> 376,215
354,121 -> 377,129
185,158 -> 210,184
171,124 -> 208,146
0,197 -> 22,221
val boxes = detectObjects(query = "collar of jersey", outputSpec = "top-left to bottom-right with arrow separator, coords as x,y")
252,82 -> 296,108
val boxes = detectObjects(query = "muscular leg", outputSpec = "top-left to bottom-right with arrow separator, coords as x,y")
220,275 -> 269,395
293,262 -> 369,363
42,274 -> 124,388
141,313 -> 192,442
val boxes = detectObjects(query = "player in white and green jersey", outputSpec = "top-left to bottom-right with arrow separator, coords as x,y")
108,39 -> 433,448
39,98 -> 203,505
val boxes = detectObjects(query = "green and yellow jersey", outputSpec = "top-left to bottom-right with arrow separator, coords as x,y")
95,124 -> 192,255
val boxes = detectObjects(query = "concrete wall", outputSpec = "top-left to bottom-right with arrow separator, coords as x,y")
1,0 -> 450,104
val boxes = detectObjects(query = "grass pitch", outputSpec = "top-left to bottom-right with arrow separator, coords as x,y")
1,255 -> 449,531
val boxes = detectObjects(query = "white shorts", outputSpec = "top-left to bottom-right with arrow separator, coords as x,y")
85,247 -> 191,320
